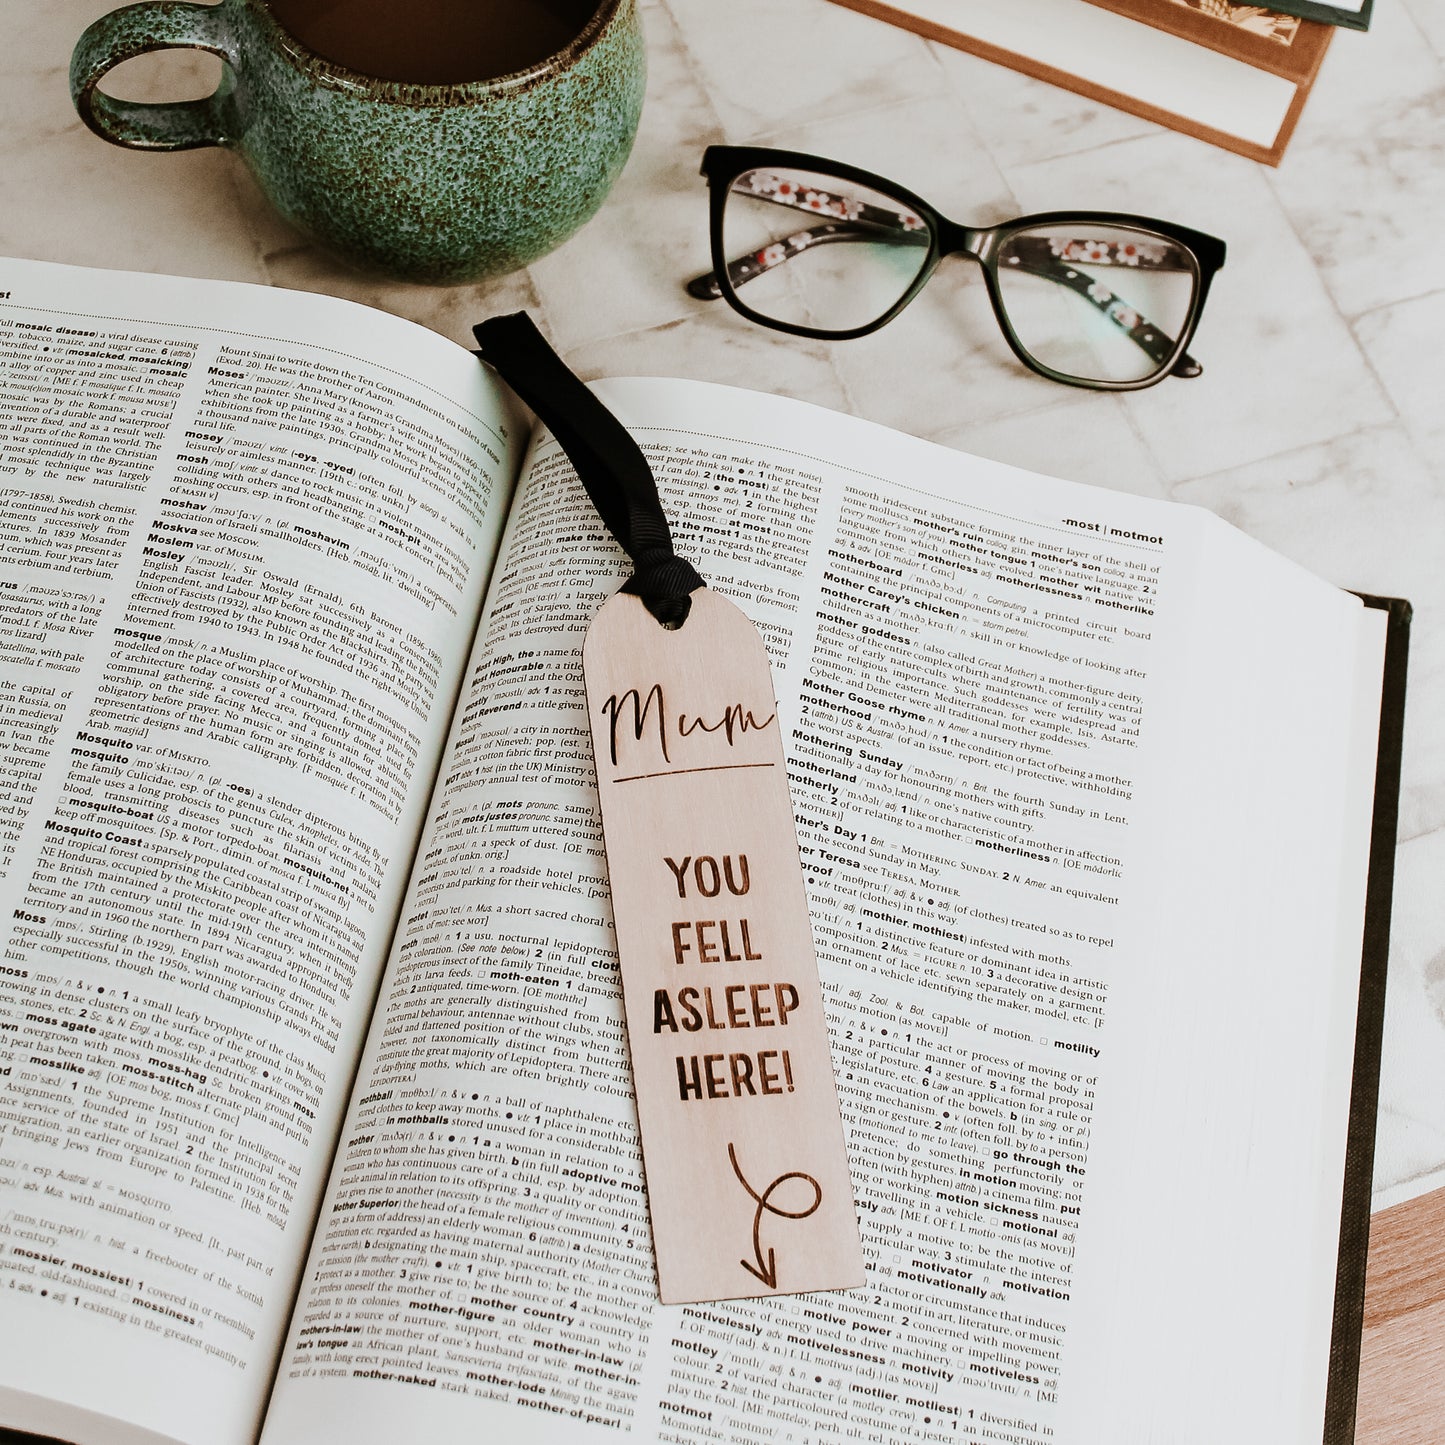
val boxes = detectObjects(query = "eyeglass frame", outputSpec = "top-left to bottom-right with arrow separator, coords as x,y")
693,145 -> 1228,392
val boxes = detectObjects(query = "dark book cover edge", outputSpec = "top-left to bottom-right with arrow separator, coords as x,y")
1322,593 -> 1412,1444
1265,0 -> 1373,32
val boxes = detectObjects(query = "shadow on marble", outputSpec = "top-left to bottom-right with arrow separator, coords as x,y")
1169,424 -> 1443,596
1270,3 -> 1445,321
930,38 -> 1158,173
525,0 -> 723,354
1354,289 -> 1445,482
259,244 -> 540,354
666,0 -> 941,142
1403,0 -> 1445,58
999,132 -> 1393,480
562,307 -> 849,414
3,126 -> 269,285
929,391 -> 1166,498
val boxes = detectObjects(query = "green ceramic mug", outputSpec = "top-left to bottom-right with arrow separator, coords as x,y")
70,0 -> 645,284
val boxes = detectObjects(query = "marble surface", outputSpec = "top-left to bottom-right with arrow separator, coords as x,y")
6,0 -> 1444,1202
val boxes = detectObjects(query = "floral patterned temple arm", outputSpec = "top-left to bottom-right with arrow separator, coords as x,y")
1005,240 -> 1197,374
684,217 -> 921,301
686,170 -> 929,301
686,171 -> 1201,375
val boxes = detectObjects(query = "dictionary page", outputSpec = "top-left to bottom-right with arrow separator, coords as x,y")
262,377 -> 1384,1445
0,259 -> 522,1445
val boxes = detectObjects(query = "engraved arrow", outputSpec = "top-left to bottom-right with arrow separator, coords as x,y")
728,1141 -> 822,1292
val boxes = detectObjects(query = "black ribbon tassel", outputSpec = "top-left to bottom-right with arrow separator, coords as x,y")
473,312 -> 705,628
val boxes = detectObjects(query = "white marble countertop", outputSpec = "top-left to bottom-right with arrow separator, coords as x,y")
8,0 -> 1445,1204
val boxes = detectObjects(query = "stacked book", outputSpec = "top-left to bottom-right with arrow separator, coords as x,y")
826,0 -> 1369,164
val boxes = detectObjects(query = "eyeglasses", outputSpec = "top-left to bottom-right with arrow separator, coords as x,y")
687,146 -> 1227,391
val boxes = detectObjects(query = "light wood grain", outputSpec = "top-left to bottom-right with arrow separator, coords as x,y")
583,587 -> 863,1305
1356,1186 -> 1445,1443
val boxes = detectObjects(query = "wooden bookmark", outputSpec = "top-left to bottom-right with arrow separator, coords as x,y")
473,312 -> 862,1304
584,588 -> 863,1303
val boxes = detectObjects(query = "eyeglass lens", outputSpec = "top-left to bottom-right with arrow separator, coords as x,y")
720,167 -> 932,333
996,225 -> 1199,385
718,164 -> 1201,386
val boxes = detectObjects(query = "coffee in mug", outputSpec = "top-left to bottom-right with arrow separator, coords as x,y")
268,0 -> 601,85
70,0 -> 645,284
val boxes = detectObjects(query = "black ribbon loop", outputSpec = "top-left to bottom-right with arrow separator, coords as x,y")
473,312 -> 705,628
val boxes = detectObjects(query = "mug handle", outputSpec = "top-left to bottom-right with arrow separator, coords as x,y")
70,2 -> 239,151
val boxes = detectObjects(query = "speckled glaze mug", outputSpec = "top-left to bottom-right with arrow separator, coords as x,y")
70,0 -> 645,284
